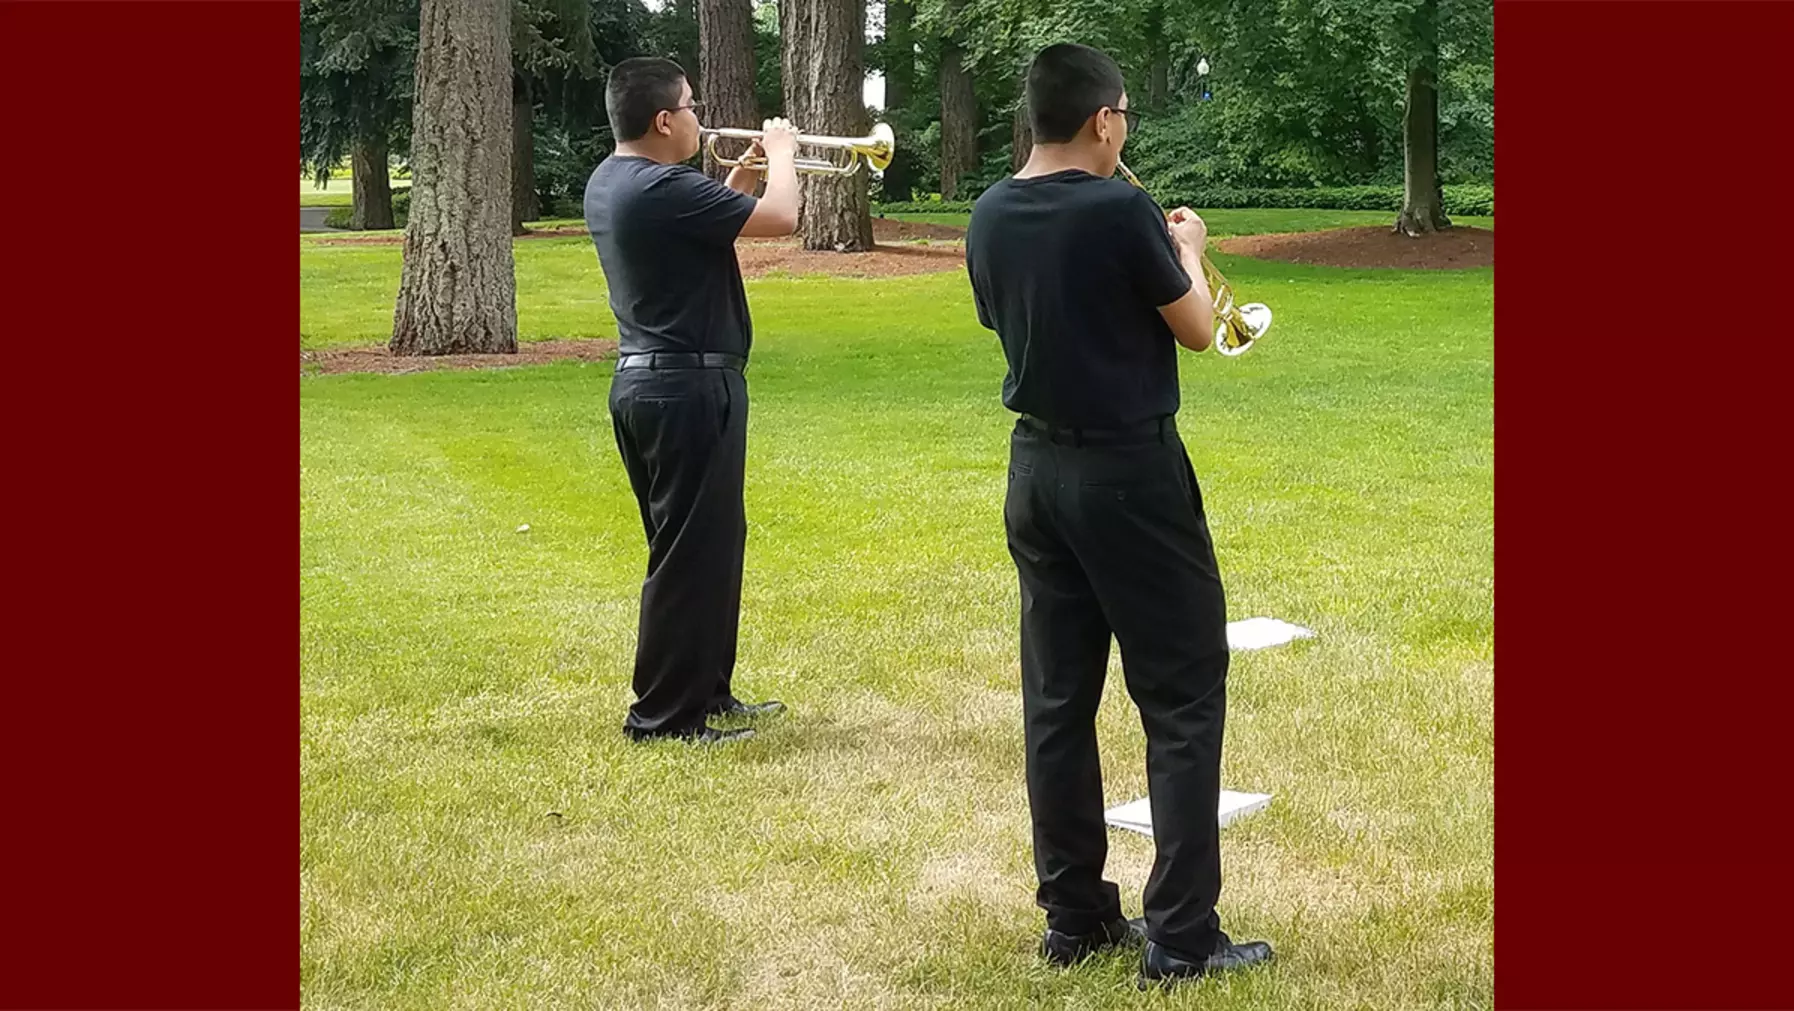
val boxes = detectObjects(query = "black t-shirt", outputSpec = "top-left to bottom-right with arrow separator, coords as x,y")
966,170 -> 1193,428
584,155 -> 758,356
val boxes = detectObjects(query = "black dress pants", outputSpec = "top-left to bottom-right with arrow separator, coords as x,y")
1004,417 -> 1230,959
609,365 -> 749,735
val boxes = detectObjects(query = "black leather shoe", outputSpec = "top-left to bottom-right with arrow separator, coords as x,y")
624,724 -> 756,744
1041,917 -> 1146,966
1138,932 -> 1273,987
707,698 -> 787,719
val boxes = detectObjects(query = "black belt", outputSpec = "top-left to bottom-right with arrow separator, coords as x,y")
615,352 -> 746,372
1017,414 -> 1175,447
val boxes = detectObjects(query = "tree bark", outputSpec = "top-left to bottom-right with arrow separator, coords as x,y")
350,132 -> 395,230
781,0 -> 874,251
512,73 -> 539,234
879,0 -> 917,199
1010,98 -> 1030,173
1396,0 -> 1450,236
937,2 -> 977,200
699,0 -> 759,179
1396,65 -> 1450,235
391,0 -> 518,355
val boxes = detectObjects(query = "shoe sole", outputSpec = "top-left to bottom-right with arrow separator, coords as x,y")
710,707 -> 786,721
624,730 -> 756,744
1137,953 -> 1274,989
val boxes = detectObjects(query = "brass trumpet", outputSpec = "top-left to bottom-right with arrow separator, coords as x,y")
1117,160 -> 1271,356
701,123 -> 896,179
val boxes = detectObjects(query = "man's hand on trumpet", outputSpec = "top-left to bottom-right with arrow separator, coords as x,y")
735,117 -> 802,236
723,117 -> 798,197
759,117 -> 798,162
1166,206 -> 1208,255
723,141 -> 763,194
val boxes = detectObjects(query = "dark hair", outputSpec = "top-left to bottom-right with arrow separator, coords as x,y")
606,57 -> 688,142
1025,44 -> 1126,143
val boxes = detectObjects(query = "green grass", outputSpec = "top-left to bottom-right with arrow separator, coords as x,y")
300,216 -> 1490,350
302,237 -> 615,349
302,175 -> 410,208
302,228 -> 1492,1008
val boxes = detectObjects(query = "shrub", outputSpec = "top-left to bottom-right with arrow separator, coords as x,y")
873,185 -> 1491,217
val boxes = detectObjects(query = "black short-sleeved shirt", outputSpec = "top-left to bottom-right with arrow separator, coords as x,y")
966,170 -> 1193,428
585,155 -> 758,356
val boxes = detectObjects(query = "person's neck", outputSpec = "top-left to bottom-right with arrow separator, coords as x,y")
1015,143 -> 1113,180
614,140 -> 682,164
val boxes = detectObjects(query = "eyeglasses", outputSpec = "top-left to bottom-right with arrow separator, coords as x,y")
664,101 -> 706,118
1104,106 -> 1143,131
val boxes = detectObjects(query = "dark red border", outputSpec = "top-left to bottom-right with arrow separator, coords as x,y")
0,2 -> 296,1009
1497,2 -> 1794,1009
2,1 -> 1790,1009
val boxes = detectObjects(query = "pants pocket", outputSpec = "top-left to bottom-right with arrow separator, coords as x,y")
1179,448 -> 1207,517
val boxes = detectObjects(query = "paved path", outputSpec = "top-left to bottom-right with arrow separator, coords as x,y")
301,206 -> 341,232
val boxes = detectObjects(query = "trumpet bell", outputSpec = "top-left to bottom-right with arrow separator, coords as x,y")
861,123 -> 895,175
1216,303 -> 1272,356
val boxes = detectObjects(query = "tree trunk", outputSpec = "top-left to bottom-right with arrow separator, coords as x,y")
1146,3 -> 1169,109
699,0 -> 758,179
511,73 -> 539,235
1010,99 -> 1030,173
391,0 -> 517,355
350,132 -> 395,230
1396,0 -> 1450,236
879,0 -> 917,200
1395,64 -> 1450,235
937,10 -> 977,200
781,0 -> 874,251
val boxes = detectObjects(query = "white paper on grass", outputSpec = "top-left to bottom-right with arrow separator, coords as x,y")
1226,617 -> 1315,651
1105,791 -> 1273,838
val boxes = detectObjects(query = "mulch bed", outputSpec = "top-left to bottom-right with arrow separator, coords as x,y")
1214,225 -> 1493,269
864,218 -> 969,241
736,240 -> 965,278
302,338 -> 617,375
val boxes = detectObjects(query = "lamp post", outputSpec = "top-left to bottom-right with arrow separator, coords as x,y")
1196,56 -> 1211,101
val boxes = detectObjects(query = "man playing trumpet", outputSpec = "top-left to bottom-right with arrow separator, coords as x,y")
584,57 -> 800,744
965,43 -> 1272,986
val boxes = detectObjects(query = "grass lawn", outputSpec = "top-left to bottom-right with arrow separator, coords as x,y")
303,236 -> 614,349
302,175 -> 410,208
301,228 -> 1492,1008
300,213 -> 1488,350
